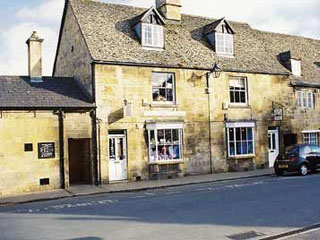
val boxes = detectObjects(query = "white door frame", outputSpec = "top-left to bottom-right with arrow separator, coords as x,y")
109,132 -> 128,181
268,128 -> 280,167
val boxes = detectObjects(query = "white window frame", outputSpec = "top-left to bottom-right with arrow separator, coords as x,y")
229,77 -> 248,106
226,122 -> 255,157
303,132 -> 319,145
215,32 -> 234,56
142,23 -> 164,49
152,72 -> 175,104
296,91 -> 314,109
291,59 -> 301,76
147,123 -> 183,163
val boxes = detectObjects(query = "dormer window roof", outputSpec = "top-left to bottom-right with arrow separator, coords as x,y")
279,51 -> 302,77
133,7 -> 166,50
204,18 -> 235,57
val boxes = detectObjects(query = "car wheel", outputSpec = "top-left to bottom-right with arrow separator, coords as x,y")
274,167 -> 283,176
300,164 -> 308,176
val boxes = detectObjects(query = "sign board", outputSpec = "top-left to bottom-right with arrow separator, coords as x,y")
38,142 -> 55,159
273,108 -> 283,121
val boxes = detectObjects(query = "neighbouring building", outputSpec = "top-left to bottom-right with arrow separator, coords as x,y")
2,0 -> 320,196
0,31 -> 95,196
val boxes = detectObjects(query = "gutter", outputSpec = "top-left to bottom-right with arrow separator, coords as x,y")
92,60 -> 290,76
53,110 -> 65,189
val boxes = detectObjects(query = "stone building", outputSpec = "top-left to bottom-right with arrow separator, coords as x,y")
0,31 -> 94,196
52,0 -> 320,183
2,0 -> 320,196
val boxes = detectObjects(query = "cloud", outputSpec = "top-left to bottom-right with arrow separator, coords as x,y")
0,23 -> 58,76
0,0 -> 63,76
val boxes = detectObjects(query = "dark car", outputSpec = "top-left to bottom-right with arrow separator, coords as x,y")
274,144 -> 320,176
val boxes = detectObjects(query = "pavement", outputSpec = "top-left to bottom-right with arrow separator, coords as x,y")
0,168 -> 273,206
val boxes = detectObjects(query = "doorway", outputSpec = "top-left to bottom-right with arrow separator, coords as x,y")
268,127 -> 279,167
109,131 -> 127,181
68,138 -> 91,184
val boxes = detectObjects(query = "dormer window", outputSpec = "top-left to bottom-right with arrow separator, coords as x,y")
133,7 -> 165,50
291,59 -> 301,76
215,32 -> 234,55
204,18 -> 235,57
142,23 -> 164,48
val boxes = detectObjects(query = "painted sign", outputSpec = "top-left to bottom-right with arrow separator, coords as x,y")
273,108 -> 283,121
38,142 -> 55,159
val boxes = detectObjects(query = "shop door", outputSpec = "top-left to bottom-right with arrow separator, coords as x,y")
268,129 -> 279,167
109,133 -> 127,181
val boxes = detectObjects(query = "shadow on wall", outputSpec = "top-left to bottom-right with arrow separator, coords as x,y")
108,108 -> 124,124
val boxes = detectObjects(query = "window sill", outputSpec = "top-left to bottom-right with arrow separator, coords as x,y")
216,53 -> 235,58
150,104 -> 179,108
228,104 -> 250,109
228,154 -> 255,160
148,160 -> 184,165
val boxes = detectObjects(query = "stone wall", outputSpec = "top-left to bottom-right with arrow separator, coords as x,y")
53,2 -> 93,96
94,64 -> 298,182
0,112 -> 60,197
0,111 -> 92,197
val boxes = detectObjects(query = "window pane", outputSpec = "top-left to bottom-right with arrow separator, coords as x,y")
152,89 -> 160,101
229,128 -> 234,141
247,128 -> 253,140
242,141 -> 248,154
150,146 -> 156,161
167,89 -> 173,102
157,130 -> 165,144
236,128 -> 241,141
236,142 -> 242,155
158,145 -> 169,160
230,91 -> 235,103
109,139 -> 115,158
272,133 -> 276,150
172,129 -> 179,144
165,129 -> 172,143
173,145 -> 181,159
229,141 -> 235,156
240,91 -> 246,103
248,141 -> 254,154
235,91 -> 240,102
241,128 -> 247,140
158,89 -> 166,101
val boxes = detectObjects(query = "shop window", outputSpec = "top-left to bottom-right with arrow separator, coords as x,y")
147,124 -> 183,163
296,91 -> 314,109
226,122 -> 255,157
229,77 -> 247,105
303,132 -> 318,145
152,72 -> 175,104
24,143 -> 33,152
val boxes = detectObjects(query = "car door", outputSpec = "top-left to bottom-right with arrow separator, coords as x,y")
311,145 -> 320,169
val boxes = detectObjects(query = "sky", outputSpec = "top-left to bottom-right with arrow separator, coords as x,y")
0,0 -> 319,76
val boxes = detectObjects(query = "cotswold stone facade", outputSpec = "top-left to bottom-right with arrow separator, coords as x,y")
2,0 -> 320,196
52,0 -> 320,183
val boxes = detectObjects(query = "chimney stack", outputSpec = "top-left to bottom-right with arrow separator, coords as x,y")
156,0 -> 182,22
26,31 -> 44,82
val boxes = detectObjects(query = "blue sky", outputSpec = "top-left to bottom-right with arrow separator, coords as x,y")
0,0 -> 319,76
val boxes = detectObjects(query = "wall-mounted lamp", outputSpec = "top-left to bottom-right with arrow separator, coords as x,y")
209,62 -> 222,78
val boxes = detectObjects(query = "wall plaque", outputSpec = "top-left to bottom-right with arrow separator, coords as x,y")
38,142 -> 55,159
273,108 -> 283,121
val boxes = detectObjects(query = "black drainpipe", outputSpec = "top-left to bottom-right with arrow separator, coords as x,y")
54,109 -> 65,189
90,109 -> 99,185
